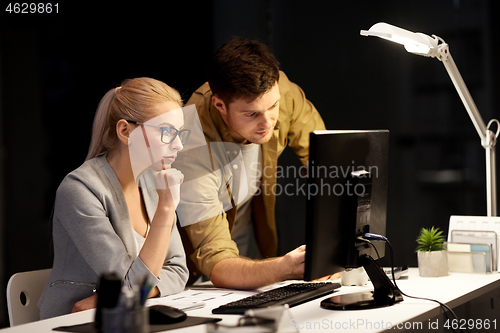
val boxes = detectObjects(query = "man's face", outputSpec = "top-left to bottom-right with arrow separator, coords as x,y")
214,83 -> 280,144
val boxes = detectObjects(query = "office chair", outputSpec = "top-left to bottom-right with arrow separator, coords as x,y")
6,268 -> 52,326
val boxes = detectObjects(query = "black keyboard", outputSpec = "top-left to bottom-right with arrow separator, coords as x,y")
212,282 -> 341,314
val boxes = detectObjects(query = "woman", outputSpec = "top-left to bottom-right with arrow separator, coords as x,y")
38,78 -> 189,319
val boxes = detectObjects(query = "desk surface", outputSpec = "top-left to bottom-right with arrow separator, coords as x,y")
2,268 -> 499,333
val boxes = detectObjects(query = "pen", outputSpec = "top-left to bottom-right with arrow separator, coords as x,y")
139,277 -> 153,306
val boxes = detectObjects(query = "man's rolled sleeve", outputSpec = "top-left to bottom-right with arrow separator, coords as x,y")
175,151 -> 240,277
184,213 -> 239,277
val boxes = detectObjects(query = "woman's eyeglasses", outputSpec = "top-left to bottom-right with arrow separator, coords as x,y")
126,120 -> 191,145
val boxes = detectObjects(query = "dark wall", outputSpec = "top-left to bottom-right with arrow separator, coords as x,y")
209,0 -> 499,266
0,3 -> 213,327
1,0 -> 498,328
269,0 -> 500,268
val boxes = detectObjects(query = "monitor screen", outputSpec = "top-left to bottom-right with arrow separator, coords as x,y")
304,130 -> 402,310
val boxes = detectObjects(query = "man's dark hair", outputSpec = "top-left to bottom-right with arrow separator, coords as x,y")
208,37 -> 280,105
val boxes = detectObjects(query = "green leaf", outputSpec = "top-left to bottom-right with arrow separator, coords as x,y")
415,226 -> 445,252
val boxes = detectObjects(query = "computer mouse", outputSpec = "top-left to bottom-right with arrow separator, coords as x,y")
149,305 -> 187,325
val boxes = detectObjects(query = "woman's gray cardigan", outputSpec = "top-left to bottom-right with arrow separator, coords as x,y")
38,155 -> 189,319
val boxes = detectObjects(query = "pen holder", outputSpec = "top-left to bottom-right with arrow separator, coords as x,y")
102,306 -> 149,333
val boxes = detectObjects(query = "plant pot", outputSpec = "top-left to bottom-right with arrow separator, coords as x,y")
417,250 -> 448,277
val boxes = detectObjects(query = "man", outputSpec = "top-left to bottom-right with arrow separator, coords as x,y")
175,37 -> 327,289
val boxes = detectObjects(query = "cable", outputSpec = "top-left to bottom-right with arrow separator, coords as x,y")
356,236 -> 381,259
388,239 -> 461,333
362,233 -> 463,333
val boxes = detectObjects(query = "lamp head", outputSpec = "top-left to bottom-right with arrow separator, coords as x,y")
361,22 -> 439,57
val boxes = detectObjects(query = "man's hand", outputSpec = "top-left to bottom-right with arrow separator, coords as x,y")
71,294 -> 98,313
281,245 -> 306,280
210,245 -> 306,289
282,246 -> 341,281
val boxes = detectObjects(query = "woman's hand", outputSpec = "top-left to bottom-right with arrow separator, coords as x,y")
71,294 -> 98,313
140,163 -> 180,277
153,166 -> 184,209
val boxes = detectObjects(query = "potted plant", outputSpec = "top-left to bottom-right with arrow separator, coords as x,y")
416,226 -> 448,277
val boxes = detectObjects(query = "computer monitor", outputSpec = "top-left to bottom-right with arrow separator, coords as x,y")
304,130 -> 403,310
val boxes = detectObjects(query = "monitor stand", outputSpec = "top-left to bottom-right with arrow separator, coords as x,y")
320,255 -> 403,310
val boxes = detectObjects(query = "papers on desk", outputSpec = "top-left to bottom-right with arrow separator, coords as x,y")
448,215 -> 500,272
146,288 -> 239,311
446,242 -> 493,273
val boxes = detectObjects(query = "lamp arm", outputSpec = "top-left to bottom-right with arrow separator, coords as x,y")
435,41 -> 487,141
435,39 -> 498,216
360,24 -> 498,216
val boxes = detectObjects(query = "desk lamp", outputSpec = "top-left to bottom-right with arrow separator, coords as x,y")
360,22 -> 499,217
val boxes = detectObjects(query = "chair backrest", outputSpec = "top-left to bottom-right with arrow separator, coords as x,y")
6,268 -> 52,326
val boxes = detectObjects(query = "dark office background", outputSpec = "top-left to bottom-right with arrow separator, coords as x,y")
0,0 -> 499,327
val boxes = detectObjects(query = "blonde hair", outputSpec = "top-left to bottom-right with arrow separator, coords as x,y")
86,77 -> 183,160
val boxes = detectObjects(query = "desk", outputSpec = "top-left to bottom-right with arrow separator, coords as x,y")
2,268 -> 499,333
